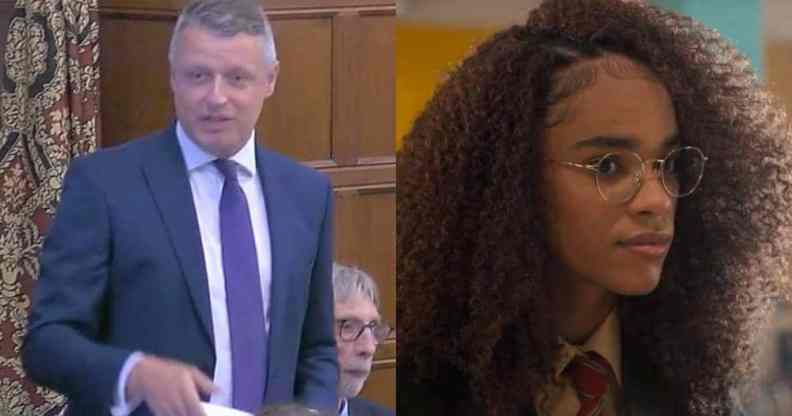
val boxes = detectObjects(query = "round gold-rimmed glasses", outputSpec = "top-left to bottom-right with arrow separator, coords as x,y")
549,146 -> 708,204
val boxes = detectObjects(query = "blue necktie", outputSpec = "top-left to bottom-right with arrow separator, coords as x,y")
215,159 -> 267,412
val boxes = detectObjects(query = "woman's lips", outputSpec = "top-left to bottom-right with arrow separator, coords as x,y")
619,242 -> 670,257
617,233 -> 672,257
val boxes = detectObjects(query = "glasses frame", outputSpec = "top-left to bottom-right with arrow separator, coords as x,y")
551,146 -> 708,204
336,319 -> 392,343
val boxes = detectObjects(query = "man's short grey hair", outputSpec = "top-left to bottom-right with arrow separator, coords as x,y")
169,0 -> 277,64
332,263 -> 380,309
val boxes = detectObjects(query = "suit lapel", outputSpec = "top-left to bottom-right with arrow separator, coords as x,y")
348,398 -> 364,416
142,126 -> 214,348
256,147 -> 303,386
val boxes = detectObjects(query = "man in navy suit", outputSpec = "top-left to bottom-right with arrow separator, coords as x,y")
331,264 -> 393,416
22,1 -> 338,415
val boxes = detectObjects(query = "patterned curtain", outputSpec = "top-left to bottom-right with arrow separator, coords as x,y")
0,0 -> 100,414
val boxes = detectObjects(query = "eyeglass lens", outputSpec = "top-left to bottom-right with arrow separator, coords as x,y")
340,320 -> 390,342
594,147 -> 705,202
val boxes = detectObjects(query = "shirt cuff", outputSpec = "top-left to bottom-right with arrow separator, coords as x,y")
110,351 -> 145,416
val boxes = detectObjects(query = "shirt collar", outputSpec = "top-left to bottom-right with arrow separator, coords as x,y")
338,398 -> 349,416
554,308 -> 623,386
175,121 -> 257,178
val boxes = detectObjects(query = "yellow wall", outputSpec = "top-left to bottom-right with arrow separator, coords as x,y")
396,23 -> 498,147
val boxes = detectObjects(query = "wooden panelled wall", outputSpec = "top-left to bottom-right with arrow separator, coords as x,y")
99,0 -> 396,408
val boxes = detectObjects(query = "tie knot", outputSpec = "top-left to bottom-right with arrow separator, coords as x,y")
214,159 -> 238,182
565,351 -> 614,400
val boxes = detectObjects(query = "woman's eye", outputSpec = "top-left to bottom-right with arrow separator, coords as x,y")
595,154 -> 624,176
664,158 -> 677,175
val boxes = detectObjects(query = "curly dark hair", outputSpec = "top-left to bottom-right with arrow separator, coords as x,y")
397,0 -> 792,414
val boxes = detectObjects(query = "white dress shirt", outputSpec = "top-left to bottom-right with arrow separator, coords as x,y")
338,398 -> 349,416
111,123 -> 273,415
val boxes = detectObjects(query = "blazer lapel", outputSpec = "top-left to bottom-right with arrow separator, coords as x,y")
142,126 -> 214,348
621,343 -> 674,416
256,147 -> 303,387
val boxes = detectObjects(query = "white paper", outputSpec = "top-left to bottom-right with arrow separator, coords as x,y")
201,402 -> 254,416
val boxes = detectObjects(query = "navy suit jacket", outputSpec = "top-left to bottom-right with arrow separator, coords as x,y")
23,126 -> 338,415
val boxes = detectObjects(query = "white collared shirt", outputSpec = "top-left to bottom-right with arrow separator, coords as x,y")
112,123 -> 272,414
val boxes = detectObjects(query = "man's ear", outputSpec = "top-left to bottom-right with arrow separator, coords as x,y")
263,61 -> 280,98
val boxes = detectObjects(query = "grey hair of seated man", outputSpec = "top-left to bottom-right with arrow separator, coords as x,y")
331,263 -> 380,308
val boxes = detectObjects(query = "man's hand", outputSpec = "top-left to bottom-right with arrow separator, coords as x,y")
127,355 -> 218,416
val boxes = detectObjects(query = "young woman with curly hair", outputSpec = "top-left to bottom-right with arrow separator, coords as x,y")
397,0 -> 792,415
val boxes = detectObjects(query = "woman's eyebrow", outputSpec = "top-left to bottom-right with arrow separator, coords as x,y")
572,132 -> 680,151
573,135 -> 639,151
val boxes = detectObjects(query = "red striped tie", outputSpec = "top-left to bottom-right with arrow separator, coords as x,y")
565,351 -> 616,416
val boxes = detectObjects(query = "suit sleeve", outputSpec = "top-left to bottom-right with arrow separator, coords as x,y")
294,178 -> 339,410
22,157 -> 133,409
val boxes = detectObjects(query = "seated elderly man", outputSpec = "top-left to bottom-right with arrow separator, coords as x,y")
332,264 -> 395,416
